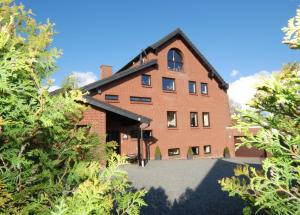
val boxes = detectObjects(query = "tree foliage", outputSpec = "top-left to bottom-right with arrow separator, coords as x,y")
283,7 -> 300,49
219,7 -> 300,215
51,154 -> 147,215
0,0 -> 146,214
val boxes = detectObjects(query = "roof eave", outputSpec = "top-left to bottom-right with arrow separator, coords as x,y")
84,96 -> 152,124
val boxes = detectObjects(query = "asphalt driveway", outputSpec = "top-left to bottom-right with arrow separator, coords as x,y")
123,158 -> 262,215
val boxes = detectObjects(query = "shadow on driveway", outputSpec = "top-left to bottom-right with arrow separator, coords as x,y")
124,158 -> 261,215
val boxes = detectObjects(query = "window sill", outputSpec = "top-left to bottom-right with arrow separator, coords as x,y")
105,100 -> 120,103
189,93 -> 198,96
130,101 -> 153,105
168,155 -> 181,158
142,85 -> 152,88
203,126 -> 211,129
201,94 -> 209,97
190,127 -> 200,129
163,90 -> 176,94
167,127 -> 178,130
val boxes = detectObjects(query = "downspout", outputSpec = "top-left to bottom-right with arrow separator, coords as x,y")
140,122 -> 150,167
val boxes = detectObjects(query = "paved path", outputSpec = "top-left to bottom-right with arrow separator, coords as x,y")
123,158 -> 261,215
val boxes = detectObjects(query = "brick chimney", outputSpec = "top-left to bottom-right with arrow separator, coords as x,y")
100,65 -> 112,79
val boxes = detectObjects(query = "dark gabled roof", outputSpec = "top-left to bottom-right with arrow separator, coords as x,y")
81,60 -> 157,92
84,96 -> 152,124
117,28 -> 228,90
49,60 -> 157,96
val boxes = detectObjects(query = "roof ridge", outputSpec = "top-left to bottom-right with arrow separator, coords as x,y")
116,28 -> 228,90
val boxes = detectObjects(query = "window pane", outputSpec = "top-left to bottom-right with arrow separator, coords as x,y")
189,81 -> 196,93
163,78 -> 175,91
167,49 -> 183,71
191,146 -> 199,155
190,112 -> 198,127
130,96 -> 152,103
203,112 -> 210,127
174,62 -> 182,71
143,130 -> 152,139
201,83 -> 208,94
167,111 -> 177,128
105,94 -> 119,100
142,74 -> 151,86
168,148 -> 180,156
204,145 -> 211,154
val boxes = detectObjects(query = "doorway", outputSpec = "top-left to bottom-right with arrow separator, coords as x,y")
106,131 -> 121,154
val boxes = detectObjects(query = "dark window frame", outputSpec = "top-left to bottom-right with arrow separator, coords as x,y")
202,112 -> 210,127
162,77 -> 176,91
188,81 -> 196,94
130,96 -> 152,103
130,130 -> 139,139
105,94 -> 119,101
167,111 -> 177,128
130,130 -> 153,139
201,83 -> 208,95
167,49 -> 183,71
168,148 -> 180,156
191,146 -> 199,155
204,145 -> 211,154
141,74 -> 151,86
190,112 -> 198,127
142,130 -> 152,139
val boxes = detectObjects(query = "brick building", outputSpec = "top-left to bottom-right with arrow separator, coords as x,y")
70,28 -> 238,162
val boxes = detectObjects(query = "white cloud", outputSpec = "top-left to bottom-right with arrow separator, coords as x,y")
228,70 -> 274,109
48,85 -> 60,92
230,69 -> 239,77
70,71 -> 98,87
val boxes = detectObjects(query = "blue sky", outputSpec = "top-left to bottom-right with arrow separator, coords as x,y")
22,0 -> 299,91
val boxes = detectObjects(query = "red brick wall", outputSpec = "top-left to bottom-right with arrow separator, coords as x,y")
87,37 -> 233,160
79,106 -> 106,136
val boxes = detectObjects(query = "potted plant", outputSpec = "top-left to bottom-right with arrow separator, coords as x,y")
154,146 -> 162,160
187,147 -> 193,160
223,147 -> 230,158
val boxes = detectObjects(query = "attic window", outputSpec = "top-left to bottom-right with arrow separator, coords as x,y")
168,49 -> 183,71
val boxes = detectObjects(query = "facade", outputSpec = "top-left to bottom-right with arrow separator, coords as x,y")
76,28 -> 237,161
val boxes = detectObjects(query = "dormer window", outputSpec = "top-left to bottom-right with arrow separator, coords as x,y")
168,49 -> 183,71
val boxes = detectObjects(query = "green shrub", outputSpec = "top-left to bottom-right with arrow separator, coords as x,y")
219,8 -> 300,214
187,147 -> 193,156
223,147 -> 230,156
154,146 -> 162,158
0,1 -> 147,213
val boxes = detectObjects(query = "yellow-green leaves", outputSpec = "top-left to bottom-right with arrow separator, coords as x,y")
283,7 -> 300,49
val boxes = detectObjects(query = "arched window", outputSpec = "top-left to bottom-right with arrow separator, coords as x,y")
168,49 -> 183,71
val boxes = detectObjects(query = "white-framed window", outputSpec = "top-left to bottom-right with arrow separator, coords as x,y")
204,145 -> 211,154
168,148 -> 180,156
163,77 -> 175,91
189,81 -> 196,94
167,49 -> 183,71
190,112 -> 198,127
167,111 -> 177,128
141,74 -> 151,86
201,83 -> 208,95
202,112 -> 210,127
191,146 -> 199,155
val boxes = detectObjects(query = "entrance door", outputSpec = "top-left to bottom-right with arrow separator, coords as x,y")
106,131 -> 121,154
